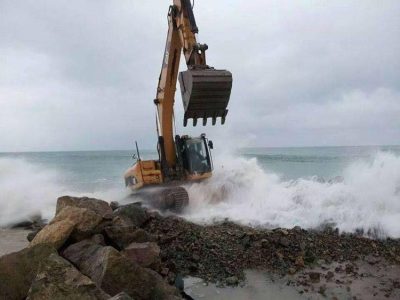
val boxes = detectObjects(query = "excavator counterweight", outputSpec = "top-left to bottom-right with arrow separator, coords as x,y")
179,68 -> 232,126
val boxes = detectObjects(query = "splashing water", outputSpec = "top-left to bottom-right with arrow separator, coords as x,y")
1,150 -> 400,237
184,151 -> 400,237
0,157 -> 127,227
0,158 -> 63,226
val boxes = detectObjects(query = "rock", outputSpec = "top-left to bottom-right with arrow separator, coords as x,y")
10,214 -> 46,230
345,263 -> 354,274
27,229 -> 40,242
175,274 -> 184,291
192,253 -> 201,262
110,201 -> 120,211
309,272 -> 321,283
278,229 -> 289,236
30,219 -> 75,249
326,271 -> 334,280
57,196 -> 113,219
114,203 -> 149,227
279,237 -> 291,247
365,255 -> 381,265
260,239 -> 269,248
109,292 -> 134,300
161,267 -> 169,276
63,241 -> 180,299
241,235 -> 251,248
112,215 -> 135,227
292,226 -> 302,232
51,206 -> 104,241
0,244 -> 56,300
122,242 -> 161,270
295,256 -> 305,268
26,253 -> 110,300
288,268 -> 296,275
62,239 -> 104,269
104,225 -> 155,249
226,276 -> 239,286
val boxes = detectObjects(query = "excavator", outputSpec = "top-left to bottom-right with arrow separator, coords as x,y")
124,0 -> 232,212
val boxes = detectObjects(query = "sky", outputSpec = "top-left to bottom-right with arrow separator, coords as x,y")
0,0 -> 399,152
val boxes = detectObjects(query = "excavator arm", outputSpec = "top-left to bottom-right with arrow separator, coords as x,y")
155,0 -> 232,170
124,0 -> 232,212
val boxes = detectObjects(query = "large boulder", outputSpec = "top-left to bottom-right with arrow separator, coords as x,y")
26,253 -> 110,300
30,206 -> 104,249
104,225 -> 156,249
63,241 -> 180,299
113,203 -> 149,227
122,242 -> 161,270
0,244 -> 56,300
57,196 -> 113,219
30,219 -> 75,249
51,206 -> 104,239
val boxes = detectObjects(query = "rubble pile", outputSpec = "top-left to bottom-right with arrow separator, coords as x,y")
1,195 -> 400,299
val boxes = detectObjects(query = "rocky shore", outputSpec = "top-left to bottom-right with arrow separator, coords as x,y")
1,196 -> 400,299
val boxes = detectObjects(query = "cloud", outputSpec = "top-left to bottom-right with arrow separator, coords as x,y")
0,0 -> 399,151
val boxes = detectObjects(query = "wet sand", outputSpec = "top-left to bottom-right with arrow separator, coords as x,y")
185,261 -> 400,300
185,270 -> 303,299
0,229 -> 29,256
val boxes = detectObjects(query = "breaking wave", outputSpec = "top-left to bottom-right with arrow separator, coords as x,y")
184,151 -> 400,238
0,157 -> 127,227
0,158 -> 63,226
1,151 -> 400,238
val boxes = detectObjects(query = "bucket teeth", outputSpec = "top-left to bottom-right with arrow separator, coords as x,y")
179,68 -> 232,127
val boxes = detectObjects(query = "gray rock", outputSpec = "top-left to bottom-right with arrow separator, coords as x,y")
279,237 -> 291,247
104,225 -> 155,249
63,241 -> 180,299
226,276 -> 239,286
122,242 -> 161,270
27,229 -> 40,242
110,201 -> 120,211
325,271 -> 334,280
309,272 -> 321,283
26,253 -> 110,300
0,244 -> 56,300
57,196 -> 113,219
114,203 -> 149,228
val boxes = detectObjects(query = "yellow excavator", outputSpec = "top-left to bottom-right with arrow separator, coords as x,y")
124,0 -> 232,212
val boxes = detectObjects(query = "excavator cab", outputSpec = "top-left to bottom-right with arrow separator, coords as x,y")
179,68 -> 232,127
176,134 -> 213,178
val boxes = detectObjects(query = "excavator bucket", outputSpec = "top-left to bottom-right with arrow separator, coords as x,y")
179,68 -> 232,126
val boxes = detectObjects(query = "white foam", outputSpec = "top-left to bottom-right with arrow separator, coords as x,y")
0,157 -> 128,226
184,151 -> 400,238
1,151 -> 399,238
0,158 -> 63,226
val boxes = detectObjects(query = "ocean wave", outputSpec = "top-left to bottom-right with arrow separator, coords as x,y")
0,158 -> 63,226
184,151 -> 400,238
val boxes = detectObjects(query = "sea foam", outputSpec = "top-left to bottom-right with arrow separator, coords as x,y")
184,151 -> 400,238
1,151 -> 400,238
0,158 -> 62,226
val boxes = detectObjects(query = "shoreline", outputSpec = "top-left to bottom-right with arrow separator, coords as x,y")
2,208 -> 399,299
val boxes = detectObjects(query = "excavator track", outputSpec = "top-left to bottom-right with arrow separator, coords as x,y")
160,186 -> 189,213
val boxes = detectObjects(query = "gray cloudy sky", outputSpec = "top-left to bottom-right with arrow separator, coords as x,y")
0,0 -> 399,152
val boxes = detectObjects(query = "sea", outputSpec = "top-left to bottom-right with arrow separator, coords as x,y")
1,146 -> 400,237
